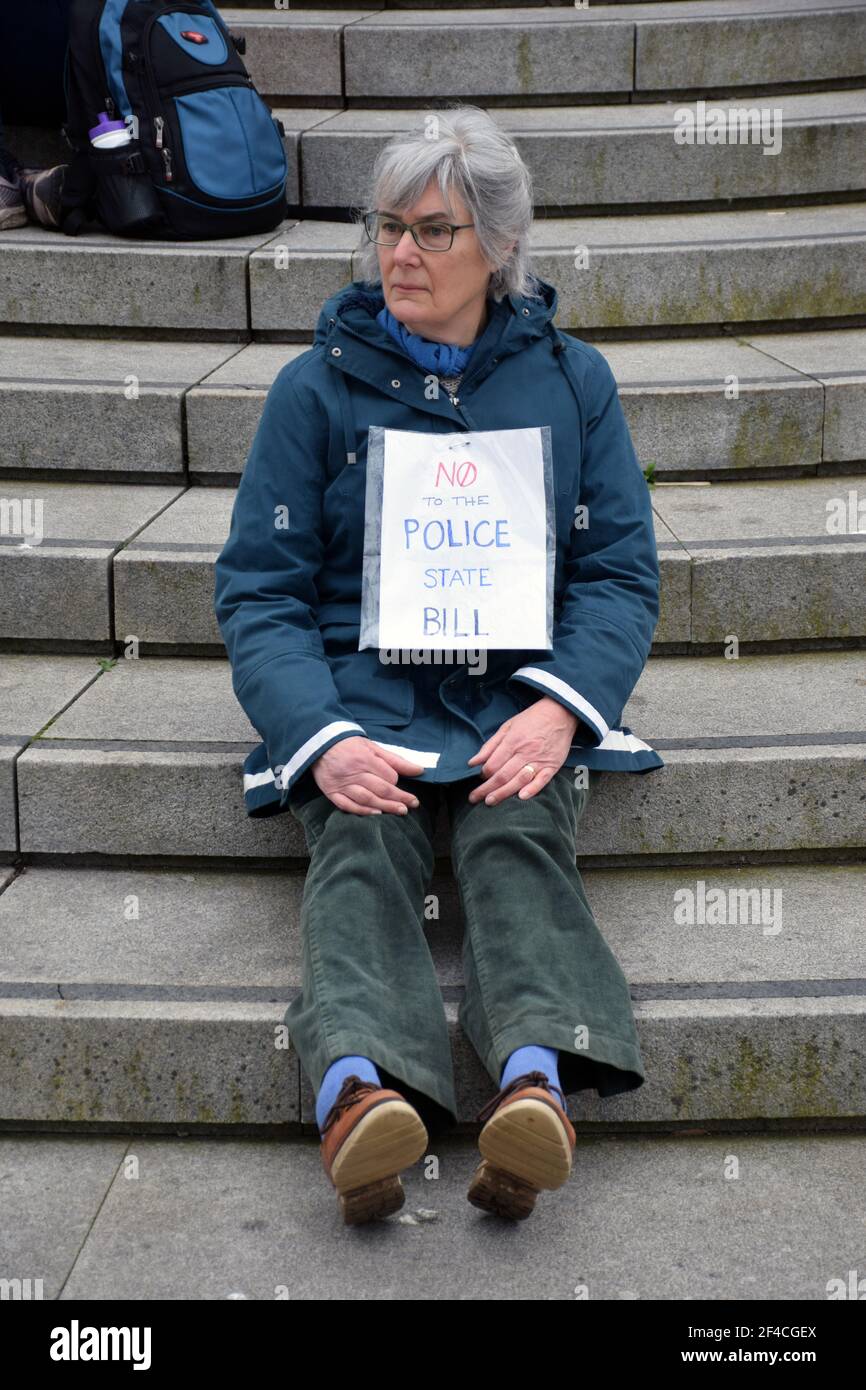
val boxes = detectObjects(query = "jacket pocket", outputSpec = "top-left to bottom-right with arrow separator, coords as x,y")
324,622 -> 415,727
475,682 -> 525,732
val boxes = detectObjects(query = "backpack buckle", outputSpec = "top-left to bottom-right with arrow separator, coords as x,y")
122,151 -> 146,175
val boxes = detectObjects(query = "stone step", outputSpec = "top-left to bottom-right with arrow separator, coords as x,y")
6,1124 -> 866,1302
4,329 -> 862,480
1,475 -> 864,650
249,202 -> 866,337
0,859 -> 863,1126
4,201 -> 866,338
219,3 -> 866,104
11,86 -> 866,217
0,339 -> 241,479
184,329 -> 866,478
225,0 -> 734,7
292,92 -> 866,214
0,225 -> 283,337
3,647 -> 864,862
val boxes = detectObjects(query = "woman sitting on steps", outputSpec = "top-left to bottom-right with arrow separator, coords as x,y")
214,105 -> 663,1226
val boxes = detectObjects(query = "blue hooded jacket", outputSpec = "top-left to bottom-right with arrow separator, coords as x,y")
213,274 -> 664,818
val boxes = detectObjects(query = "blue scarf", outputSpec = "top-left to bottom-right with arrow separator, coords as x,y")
376,302 -> 482,376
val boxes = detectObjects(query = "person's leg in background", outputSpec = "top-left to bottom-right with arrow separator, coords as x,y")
446,766 -> 646,1217
0,112 -> 26,229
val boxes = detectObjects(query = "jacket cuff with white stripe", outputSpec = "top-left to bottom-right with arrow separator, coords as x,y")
507,665 -> 609,743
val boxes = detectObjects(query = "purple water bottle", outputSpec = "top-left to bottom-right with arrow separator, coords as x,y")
89,112 -> 132,150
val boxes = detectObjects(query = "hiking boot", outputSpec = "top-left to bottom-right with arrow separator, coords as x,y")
319,1074 -> 429,1225
18,165 -> 67,229
0,171 -> 26,230
467,1069 -> 576,1220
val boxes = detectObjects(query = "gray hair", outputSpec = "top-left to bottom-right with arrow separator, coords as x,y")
353,105 -> 544,303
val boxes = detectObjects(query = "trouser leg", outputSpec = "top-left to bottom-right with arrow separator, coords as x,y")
446,767 -> 646,1101
284,779 -> 459,1129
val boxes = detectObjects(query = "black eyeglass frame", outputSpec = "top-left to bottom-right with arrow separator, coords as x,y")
363,211 -> 475,252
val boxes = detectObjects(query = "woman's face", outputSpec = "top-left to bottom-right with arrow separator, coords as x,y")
376,179 -> 496,345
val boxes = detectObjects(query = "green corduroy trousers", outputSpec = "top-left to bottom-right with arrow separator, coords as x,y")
283,766 -> 646,1133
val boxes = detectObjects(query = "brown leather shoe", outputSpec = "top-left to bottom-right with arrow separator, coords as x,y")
467,1069 -> 576,1220
319,1074 -> 429,1225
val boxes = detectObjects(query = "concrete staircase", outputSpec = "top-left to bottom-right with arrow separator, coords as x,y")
1,0 -> 865,1137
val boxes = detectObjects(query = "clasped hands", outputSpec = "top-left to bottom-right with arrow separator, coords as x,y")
311,696 -> 579,816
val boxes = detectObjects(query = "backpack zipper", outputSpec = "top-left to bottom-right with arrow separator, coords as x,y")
159,72 -> 252,99
140,9 -> 252,188
140,8 -> 207,185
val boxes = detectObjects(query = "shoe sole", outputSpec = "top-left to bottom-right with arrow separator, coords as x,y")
0,207 -> 27,230
328,1099 -> 428,1224
339,1173 -> 407,1225
477,1097 -> 573,1192
467,1159 -> 539,1220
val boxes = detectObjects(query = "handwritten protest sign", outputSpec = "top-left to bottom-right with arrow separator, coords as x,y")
359,425 -> 554,651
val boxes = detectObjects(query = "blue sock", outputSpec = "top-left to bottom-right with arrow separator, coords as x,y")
315,1054 -> 381,1134
500,1045 -> 563,1101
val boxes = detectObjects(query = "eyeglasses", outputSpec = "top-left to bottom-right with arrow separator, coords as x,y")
363,211 -> 474,252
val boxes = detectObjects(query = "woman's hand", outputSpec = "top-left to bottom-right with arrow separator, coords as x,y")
311,736 -> 426,815
466,696 -> 579,804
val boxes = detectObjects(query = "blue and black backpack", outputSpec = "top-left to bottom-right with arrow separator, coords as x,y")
61,0 -> 288,238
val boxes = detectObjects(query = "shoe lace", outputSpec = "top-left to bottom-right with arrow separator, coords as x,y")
474,1069 -> 566,1125
320,1075 -> 382,1136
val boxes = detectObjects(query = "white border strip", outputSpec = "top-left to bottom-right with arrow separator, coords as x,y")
370,740 -> 440,769
511,666 -> 610,741
596,729 -> 653,754
277,720 -> 366,788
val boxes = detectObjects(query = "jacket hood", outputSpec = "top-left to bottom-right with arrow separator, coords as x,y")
309,272 -> 577,486
313,274 -> 560,357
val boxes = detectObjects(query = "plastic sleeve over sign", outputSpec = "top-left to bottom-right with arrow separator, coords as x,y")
358,424 -> 555,654
358,423 -> 387,651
